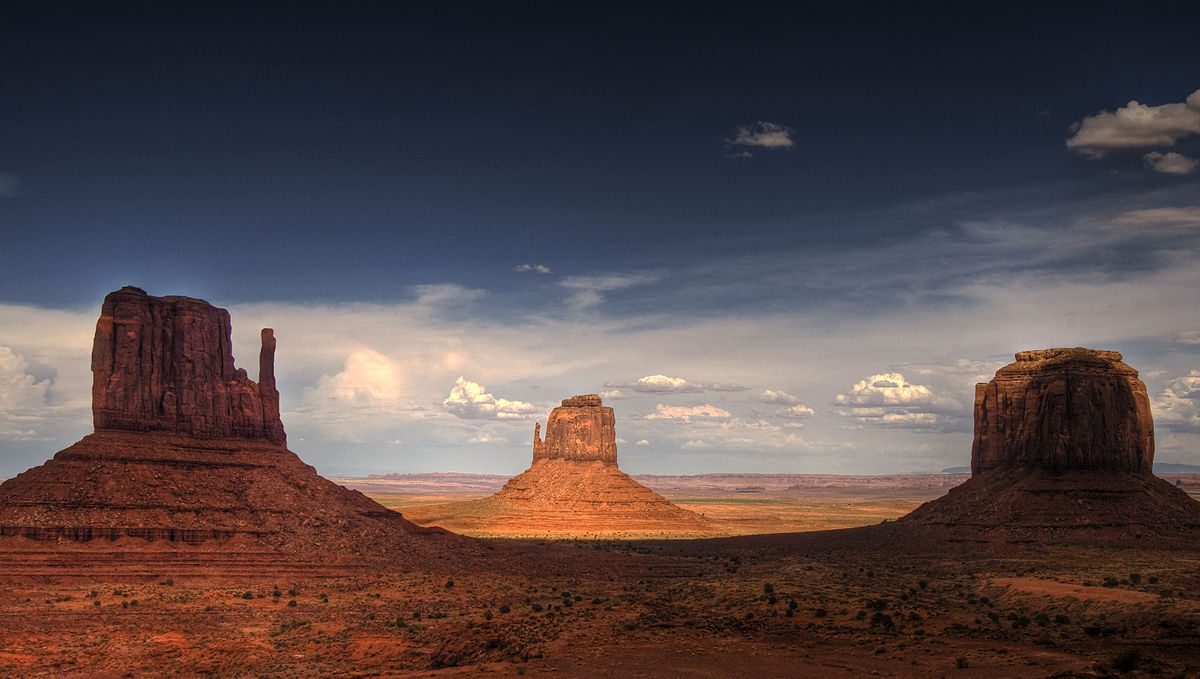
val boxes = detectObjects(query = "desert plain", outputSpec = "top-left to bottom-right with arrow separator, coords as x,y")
1,473 -> 1198,677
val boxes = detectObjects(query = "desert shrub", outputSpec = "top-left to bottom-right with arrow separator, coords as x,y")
531,603 -> 543,612
814,607 -> 827,617
763,583 -> 774,595
483,610 -> 493,620
869,612 -> 894,628
1054,613 -> 1070,624
1102,576 -> 1119,588
1109,648 -> 1141,673
1147,576 -> 1158,584
1129,573 -> 1142,585
272,589 -> 282,598
130,600 -> 137,607
855,610 -> 867,620
445,579 -> 454,588
241,591 -> 254,600
499,605 -> 510,614
918,580 -> 928,589
319,593 -> 328,602
866,598 -> 888,611
785,609 -> 794,617
955,657 -> 968,668
288,588 -> 299,596
122,601 -> 129,609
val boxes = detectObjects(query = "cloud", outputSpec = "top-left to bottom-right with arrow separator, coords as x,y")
635,439 -> 650,446
514,264 -> 552,274
442,376 -> 535,419
727,121 -> 794,151
834,372 -> 964,431
681,439 -> 710,449
1112,207 -> 1200,228
599,389 -> 625,399
0,346 -> 53,440
410,284 -> 485,308
1151,371 -> 1200,432
312,349 -> 402,405
1143,151 -> 1198,174
758,389 -> 800,405
776,404 -> 815,419
1172,330 -> 1200,345
1066,89 -> 1200,158
644,403 -> 732,423
606,374 -> 747,393
0,173 -> 23,199
559,272 -> 658,310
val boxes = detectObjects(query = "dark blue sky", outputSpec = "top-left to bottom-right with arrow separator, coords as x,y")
1,2 -> 1198,477
3,2 -> 1197,304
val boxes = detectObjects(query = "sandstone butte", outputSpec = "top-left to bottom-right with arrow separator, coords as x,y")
0,286 -> 459,578
404,395 -> 714,538
900,348 -> 1200,540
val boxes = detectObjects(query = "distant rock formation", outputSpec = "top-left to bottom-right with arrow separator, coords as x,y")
902,348 -> 1200,541
405,395 -> 712,537
0,287 -> 457,573
532,394 -> 617,465
92,286 -> 286,446
971,348 -> 1152,474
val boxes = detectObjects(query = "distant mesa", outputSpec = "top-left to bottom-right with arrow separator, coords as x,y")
0,286 -> 451,576
902,348 -> 1200,540
404,395 -> 713,537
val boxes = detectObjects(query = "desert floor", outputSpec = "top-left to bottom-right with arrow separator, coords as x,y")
1,481 -> 1198,677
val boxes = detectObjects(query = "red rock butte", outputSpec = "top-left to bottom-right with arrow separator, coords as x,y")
404,395 -> 713,538
0,287 -> 457,579
902,348 -> 1200,540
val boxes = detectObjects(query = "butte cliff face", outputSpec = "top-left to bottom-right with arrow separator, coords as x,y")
902,348 -> 1200,541
0,287 -> 457,576
971,348 -> 1153,475
405,394 -> 712,537
532,394 -> 618,465
91,286 -> 286,446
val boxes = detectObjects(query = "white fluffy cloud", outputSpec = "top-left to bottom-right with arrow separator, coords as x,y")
514,264 -> 552,274
776,404 -> 815,419
1067,89 -> 1200,158
0,346 -> 53,439
834,372 -> 963,431
607,374 -> 747,393
644,403 -> 732,423
442,376 -> 535,420
1112,207 -> 1200,228
728,121 -> 794,150
1152,371 -> 1200,432
1143,151 -> 1198,174
313,349 -> 402,404
759,389 -> 800,405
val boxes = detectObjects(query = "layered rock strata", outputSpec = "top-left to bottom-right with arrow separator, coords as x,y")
405,395 -> 712,537
532,394 -> 617,465
0,287 -> 454,568
971,348 -> 1152,474
903,348 -> 1200,539
92,286 -> 286,446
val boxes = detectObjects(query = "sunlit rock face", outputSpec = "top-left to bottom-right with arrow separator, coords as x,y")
91,286 -> 286,446
971,348 -> 1153,475
532,394 -> 618,465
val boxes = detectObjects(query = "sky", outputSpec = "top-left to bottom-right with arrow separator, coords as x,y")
1,2 -> 1199,478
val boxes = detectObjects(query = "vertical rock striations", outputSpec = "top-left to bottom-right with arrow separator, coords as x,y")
532,394 -> 617,465
900,347 -> 1200,540
971,348 -> 1153,474
91,286 -> 286,446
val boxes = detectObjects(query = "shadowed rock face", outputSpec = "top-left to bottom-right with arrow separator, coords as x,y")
532,394 -> 617,465
971,348 -> 1153,475
91,286 -> 286,446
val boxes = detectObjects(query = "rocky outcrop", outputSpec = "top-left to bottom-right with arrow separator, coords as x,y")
901,347 -> 1200,541
407,393 -> 712,537
532,394 -> 617,465
971,348 -> 1153,474
0,287 -> 465,567
91,286 -> 285,446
